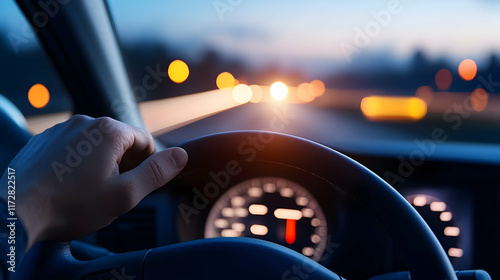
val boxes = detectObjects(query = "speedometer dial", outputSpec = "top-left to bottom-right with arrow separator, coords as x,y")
205,177 -> 328,261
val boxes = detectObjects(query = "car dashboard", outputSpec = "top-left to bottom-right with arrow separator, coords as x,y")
79,104 -> 500,279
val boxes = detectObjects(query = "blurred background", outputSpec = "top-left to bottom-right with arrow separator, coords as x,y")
2,1 -> 500,276
1,0 -> 500,141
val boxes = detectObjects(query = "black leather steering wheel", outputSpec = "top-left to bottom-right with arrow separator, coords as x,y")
18,131 -> 456,280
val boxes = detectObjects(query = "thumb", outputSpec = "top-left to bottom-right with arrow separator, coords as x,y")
112,147 -> 188,207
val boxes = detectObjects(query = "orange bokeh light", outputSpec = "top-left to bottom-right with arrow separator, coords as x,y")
470,88 -> 488,112
360,96 -> 427,121
28,83 -> 50,109
167,60 -> 189,83
216,72 -> 235,89
435,69 -> 452,91
458,59 -> 477,81
415,85 -> 433,105
309,80 -> 325,97
297,83 -> 315,103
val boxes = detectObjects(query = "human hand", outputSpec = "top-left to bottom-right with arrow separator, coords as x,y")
1,115 -> 188,250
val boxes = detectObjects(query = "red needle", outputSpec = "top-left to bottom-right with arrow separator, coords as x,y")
286,219 -> 296,244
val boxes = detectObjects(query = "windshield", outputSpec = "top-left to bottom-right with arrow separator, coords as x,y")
0,0 -> 71,117
111,1 -> 500,144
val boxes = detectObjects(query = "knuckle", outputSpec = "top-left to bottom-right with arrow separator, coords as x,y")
95,116 -> 114,125
95,116 -> 119,135
108,132 -> 130,152
68,114 -> 92,124
148,158 -> 169,186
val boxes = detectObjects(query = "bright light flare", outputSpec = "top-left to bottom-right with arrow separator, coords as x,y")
361,96 -> 427,121
168,60 -> 189,83
232,84 -> 252,104
28,83 -> 50,109
458,59 -> 477,81
270,82 -> 288,101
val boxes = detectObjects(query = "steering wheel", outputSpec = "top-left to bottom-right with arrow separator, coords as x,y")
18,131 -> 456,280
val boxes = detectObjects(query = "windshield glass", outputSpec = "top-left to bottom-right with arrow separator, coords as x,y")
107,0 -> 500,145
0,0 -> 71,117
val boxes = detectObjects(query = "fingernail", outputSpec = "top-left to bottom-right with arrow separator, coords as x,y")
170,148 -> 188,169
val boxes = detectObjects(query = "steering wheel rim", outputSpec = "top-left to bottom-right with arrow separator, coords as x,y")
18,131 -> 456,280
174,131 -> 456,279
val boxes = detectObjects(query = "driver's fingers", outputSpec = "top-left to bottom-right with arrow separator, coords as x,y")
111,120 -> 155,162
97,117 -> 155,172
118,126 -> 156,173
107,148 -> 188,214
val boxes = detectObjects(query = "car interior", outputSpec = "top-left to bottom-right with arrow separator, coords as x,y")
0,0 -> 499,279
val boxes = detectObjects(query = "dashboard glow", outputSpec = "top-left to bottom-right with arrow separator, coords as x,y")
205,177 -> 328,261
274,208 -> 303,220
407,194 -> 462,260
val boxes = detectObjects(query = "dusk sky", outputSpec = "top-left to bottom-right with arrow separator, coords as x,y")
2,0 -> 500,74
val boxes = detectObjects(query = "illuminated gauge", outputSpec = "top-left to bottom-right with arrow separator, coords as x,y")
407,194 -> 463,260
205,177 -> 328,261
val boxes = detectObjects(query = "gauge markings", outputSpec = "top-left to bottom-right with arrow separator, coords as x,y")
274,208 -> 303,220
301,208 -> 314,218
231,196 -> 245,207
204,177 -> 328,262
263,183 -> 276,193
311,218 -> 321,227
221,229 -> 240,237
248,187 -> 262,197
279,187 -> 293,198
406,194 -> 463,261
448,248 -> 463,258
249,204 -> 268,215
430,201 -> 446,212
440,212 -> 452,222
214,219 -> 228,228
250,224 -> 269,236
296,196 -> 309,206
234,208 -> 248,217
311,234 -> 320,244
444,226 -> 460,237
